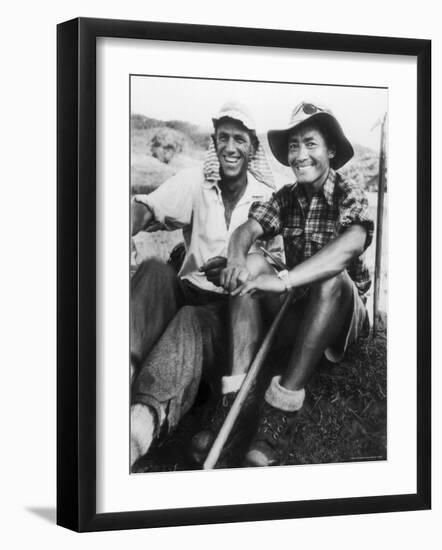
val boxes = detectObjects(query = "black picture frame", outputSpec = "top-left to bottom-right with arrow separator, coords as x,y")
57,17 -> 431,532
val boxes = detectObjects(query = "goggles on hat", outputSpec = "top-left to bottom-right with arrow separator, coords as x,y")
267,101 -> 354,169
292,102 -> 326,117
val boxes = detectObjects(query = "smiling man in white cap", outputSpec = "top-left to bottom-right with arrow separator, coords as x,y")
218,101 -> 374,467
130,102 -> 282,468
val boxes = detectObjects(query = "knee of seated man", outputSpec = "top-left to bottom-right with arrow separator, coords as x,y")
132,258 -> 177,293
173,304 -> 221,341
311,272 -> 348,301
137,258 -> 175,280
246,253 -> 274,278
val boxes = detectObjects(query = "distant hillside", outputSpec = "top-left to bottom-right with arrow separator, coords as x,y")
131,114 -> 211,150
340,146 -> 384,192
131,114 -> 208,194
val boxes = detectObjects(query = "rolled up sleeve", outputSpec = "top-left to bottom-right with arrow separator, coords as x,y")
248,193 -> 283,239
337,180 -> 375,251
135,168 -> 198,230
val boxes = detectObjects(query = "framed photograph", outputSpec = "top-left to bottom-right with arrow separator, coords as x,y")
57,17 -> 431,532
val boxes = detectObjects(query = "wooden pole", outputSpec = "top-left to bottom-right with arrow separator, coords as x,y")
373,113 -> 387,335
203,289 -> 295,470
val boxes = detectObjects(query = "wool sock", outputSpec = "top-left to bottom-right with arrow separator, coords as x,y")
221,373 -> 246,394
264,375 -> 305,412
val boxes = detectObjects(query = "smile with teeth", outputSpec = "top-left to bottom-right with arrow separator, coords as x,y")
224,156 -> 241,164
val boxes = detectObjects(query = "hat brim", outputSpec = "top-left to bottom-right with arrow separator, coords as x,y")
268,112 -> 354,170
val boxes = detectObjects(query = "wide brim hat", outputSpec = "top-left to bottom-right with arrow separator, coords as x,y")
268,102 -> 354,170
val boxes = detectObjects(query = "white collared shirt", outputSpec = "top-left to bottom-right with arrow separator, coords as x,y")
135,166 -> 283,293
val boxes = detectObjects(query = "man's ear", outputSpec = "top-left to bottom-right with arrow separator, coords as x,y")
211,133 -> 217,150
250,134 -> 259,157
328,148 -> 336,159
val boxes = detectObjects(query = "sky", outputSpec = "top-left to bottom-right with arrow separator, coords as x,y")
131,75 -> 388,151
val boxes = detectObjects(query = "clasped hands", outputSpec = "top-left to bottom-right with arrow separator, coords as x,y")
199,256 -> 286,297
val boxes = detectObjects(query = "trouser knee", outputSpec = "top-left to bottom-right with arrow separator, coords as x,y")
130,259 -> 181,367
131,258 -> 177,293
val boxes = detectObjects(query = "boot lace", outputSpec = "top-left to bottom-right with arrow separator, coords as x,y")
258,403 -> 290,441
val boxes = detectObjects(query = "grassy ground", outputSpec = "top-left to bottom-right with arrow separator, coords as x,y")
285,323 -> 387,466
132,321 -> 387,473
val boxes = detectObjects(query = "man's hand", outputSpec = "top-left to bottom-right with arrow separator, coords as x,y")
231,273 -> 286,297
199,256 -> 227,287
219,260 -> 252,293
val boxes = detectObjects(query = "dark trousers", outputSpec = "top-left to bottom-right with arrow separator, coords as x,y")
131,259 -> 228,432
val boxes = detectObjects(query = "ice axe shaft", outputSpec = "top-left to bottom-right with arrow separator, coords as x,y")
203,288 -> 295,470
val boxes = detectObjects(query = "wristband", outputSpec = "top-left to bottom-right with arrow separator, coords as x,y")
277,269 -> 291,291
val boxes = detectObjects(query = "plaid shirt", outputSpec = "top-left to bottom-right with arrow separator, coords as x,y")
249,170 -> 374,296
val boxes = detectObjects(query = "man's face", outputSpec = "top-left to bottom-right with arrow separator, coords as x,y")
215,120 -> 254,180
287,125 -> 333,187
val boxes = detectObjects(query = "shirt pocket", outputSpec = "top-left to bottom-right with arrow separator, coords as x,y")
281,225 -> 304,266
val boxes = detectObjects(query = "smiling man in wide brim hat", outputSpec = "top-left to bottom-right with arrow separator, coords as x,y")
217,99 -> 375,468
267,101 -> 354,170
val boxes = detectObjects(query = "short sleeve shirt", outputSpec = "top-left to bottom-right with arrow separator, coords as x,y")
135,166 -> 284,293
248,169 -> 374,296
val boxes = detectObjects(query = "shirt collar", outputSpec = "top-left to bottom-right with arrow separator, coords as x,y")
202,177 -> 219,190
292,168 -> 337,207
239,171 -> 270,204
202,170 -> 268,203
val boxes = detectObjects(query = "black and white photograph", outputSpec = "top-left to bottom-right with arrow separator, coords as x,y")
129,75 -> 388,473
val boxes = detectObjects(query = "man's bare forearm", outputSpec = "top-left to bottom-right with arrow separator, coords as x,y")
286,224 -> 367,289
219,219 -> 265,291
131,198 -> 154,236
227,219 -> 264,264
